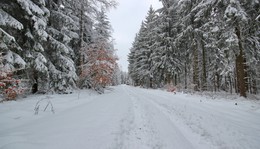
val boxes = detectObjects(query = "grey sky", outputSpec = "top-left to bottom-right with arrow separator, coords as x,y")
108,0 -> 162,72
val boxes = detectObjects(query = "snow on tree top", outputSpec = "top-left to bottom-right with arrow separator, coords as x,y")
0,9 -> 23,30
17,0 -> 45,16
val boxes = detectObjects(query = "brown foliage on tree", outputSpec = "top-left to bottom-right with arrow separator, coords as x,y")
81,45 -> 118,88
0,53 -> 24,100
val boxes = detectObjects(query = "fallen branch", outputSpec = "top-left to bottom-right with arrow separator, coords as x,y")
34,96 -> 55,115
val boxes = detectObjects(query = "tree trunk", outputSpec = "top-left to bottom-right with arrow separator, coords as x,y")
243,57 -> 249,92
174,74 -> 177,86
192,39 -> 199,91
252,79 -> 257,94
149,77 -> 153,88
166,73 -> 171,84
234,72 -> 238,94
213,73 -> 216,92
79,5 -> 84,77
235,26 -> 247,98
248,76 -> 252,94
201,38 -> 207,91
216,73 -> 220,91
32,71 -> 38,94
229,76 -> 233,94
184,62 -> 187,89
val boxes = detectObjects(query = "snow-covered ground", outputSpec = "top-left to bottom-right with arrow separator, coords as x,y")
0,85 -> 260,149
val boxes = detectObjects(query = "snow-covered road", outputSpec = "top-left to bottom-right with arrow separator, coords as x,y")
0,85 -> 260,149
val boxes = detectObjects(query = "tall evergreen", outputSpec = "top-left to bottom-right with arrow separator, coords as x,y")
0,0 -> 118,97
128,6 -> 159,87
45,0 -> 78,93
129,0 -> 260,97
1,0 -> 50,93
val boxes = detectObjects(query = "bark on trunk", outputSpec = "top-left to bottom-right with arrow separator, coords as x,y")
235,26 -> 247,98
184,62 -> 187,89
201,39 -> 207,91
79,5 -> 84,76
192,39 -> 199,91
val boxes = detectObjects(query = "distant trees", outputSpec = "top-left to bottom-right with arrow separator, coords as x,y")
128,1 -> 260,97
128,7 -> 160,88
0,0 -> 119,98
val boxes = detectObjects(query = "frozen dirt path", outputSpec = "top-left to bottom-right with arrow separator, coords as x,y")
1,85 -> 260,149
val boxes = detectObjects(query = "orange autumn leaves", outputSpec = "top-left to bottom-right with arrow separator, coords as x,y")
81,46 -> 118,88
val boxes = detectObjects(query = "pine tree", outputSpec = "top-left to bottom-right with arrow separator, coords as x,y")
223,0 -> 249,97
129,0 -> 259,97
175,0 -> 197,90
241,0 -> 260,94
0,0 -> 50,93
1,0 -> 118,95
145,6 -> 160,88
128,34 -> 140,86
62,0 -> 117,73
0,2 -> 26,71
44,0 -> 78,93
157,1 -> 181,86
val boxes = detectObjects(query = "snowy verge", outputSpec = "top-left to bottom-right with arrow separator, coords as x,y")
0,89 -> 99,131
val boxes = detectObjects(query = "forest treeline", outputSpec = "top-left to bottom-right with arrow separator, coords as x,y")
128,0 -> 260,97
0,0 -> 123,99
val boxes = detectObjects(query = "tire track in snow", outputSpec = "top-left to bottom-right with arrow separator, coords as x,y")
136,88 -> 258,149
112,86 -> 164,149
122,86 -> 195,149
137,92 -> 216,149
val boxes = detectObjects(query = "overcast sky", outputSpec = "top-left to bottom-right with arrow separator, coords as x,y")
108,0 -> 162,72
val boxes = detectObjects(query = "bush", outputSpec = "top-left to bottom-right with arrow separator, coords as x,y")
0,53 -> 25,101
0,71 -> 25,100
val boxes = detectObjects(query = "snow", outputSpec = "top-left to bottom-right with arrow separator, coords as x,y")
0,9 -> 23,30
51,11 -> 79,30
33,42 -> 44,52
34,52 -> 47,72
211,26 -> 219,32
13,52 -> 26,69
25,30 -> 34,39
225,5 -> 238,18
256,14 -> 260,21
61,28 -> 79,39
0,85 -> 260,149
60,4 -> 65,9
59,55 -> 77,77
2,51 -> 26,71
17,0 -> 45,16
0,28 -> 16,44
32,16 -> 48,41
